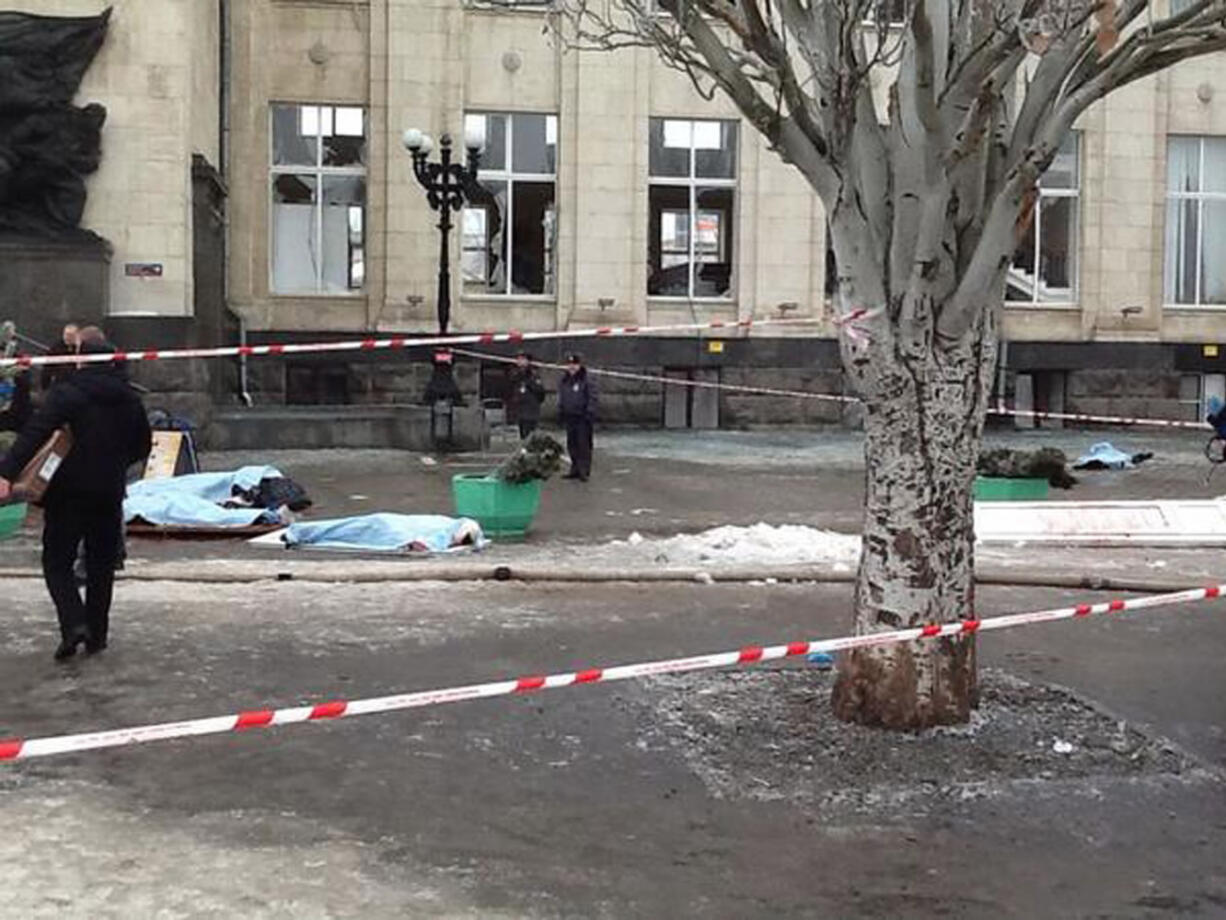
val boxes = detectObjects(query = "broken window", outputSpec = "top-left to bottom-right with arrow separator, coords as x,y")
270,104 -> 366,295
462,112 -> 557,297
648,118 -> 737,299
1007,132 -> 1080,305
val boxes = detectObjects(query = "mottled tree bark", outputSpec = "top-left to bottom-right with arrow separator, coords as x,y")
833,323 -> 996,728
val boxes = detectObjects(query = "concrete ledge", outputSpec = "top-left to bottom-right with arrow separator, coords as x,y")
203,404 -> 489,452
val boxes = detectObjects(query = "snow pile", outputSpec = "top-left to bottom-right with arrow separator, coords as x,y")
615,523 -> 861,569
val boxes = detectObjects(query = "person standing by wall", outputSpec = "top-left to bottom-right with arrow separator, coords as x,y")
508,351 -> 545,439
557,352 -> 597,481
0,332 -> 152,661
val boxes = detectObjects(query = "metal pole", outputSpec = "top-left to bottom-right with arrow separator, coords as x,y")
437,137 -> 453,335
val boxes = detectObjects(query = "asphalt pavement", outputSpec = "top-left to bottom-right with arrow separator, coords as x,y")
1,427 -> 1224,918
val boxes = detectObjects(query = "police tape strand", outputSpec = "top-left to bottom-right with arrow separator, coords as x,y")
455,348 -> 1213,431
2,315 -> 1214,431
1,583 -> 1221,763
450,348 -> 852,403
0,317 -> 822,369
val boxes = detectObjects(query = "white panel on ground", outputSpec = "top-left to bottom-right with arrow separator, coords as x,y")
975,499 -> 1226,546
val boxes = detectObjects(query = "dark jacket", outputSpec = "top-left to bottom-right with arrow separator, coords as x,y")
558,367 -> 597,422
0,365 -> 152,502
509,367 -> 546,422
421,366 -> 466,407
40,341 -> 77,393
0,371 -> 32,433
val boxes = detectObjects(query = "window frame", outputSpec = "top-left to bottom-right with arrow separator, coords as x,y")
1164,134 -> 1226,309
648,117 -> 739,302
461,111 -> 559,301
268,102 -> 368,297
1005,132 -> 1081,307
1179,372 -> 1226,422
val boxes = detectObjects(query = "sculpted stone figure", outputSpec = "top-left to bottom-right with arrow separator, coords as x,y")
0,7 -> 111,241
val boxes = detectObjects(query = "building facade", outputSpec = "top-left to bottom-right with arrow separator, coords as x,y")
10,0 -> 1226,427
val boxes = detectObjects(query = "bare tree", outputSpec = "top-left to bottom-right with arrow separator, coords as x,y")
550,0 -> 1226,728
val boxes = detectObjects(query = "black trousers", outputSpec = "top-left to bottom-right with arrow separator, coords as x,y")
518,418 -> 539,439
565,418 -> 594,479
42,494 -> 123,645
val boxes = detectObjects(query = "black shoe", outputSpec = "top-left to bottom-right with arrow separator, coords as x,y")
578,475 -> 589,482
85,638 -> 108,655
53,631 -> 90,662
563,472 -> 581,480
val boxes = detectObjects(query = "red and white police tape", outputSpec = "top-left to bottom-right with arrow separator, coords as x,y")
986,405 -> 1209,431
1,583 -> 1221,763
3,313 -> 1213,431
455,348 -> 1214,431
0,317 -> 822,370
450,347 -> 852,404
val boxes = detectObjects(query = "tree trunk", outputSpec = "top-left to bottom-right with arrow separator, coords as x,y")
831,332 -> 996,730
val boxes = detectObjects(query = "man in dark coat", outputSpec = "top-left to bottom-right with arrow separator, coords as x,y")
0,335 -> 152,660
557,352 -> 597,481
508,351 -> 545,439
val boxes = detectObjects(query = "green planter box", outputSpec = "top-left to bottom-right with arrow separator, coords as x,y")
973,476 -> 1049,501
0,502 -> 28,540
451,474 -> 542,539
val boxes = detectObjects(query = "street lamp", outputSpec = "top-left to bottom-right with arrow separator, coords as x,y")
402,121 -> 486,334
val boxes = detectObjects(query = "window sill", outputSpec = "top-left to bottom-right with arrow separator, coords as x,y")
1163,303 -> 1226,311
269,291 -> 367,300
460,294 -> 557,304
464,2 -> 550,15
1004,301 -> 1079,310
647,297 -> 736,305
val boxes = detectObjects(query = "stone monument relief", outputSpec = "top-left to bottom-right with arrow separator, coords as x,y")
0,7 -> 111,242
0,7 -> 112,342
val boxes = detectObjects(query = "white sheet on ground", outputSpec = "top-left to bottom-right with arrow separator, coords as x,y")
255,513 -> 485,554
124,466 -> 285,528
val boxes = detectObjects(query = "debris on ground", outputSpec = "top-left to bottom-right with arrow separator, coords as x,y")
978,447 -> 1078,488
627,667 -> 1200,820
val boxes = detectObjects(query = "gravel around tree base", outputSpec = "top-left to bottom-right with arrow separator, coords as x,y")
627,667 -> 1205,819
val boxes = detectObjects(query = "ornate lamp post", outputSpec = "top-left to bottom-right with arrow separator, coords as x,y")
402,122 -> 486,335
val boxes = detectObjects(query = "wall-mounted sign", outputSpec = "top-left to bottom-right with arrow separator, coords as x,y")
124,263 -> 163,278
708,341 -> 725,354
1205,345 -> 1219,358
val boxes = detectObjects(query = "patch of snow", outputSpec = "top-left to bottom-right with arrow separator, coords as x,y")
611,523 -> 861,567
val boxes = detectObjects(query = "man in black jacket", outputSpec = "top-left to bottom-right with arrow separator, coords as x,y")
0,335 -> 152,660
557,352 -> 597,481
508,351 -> 545,439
